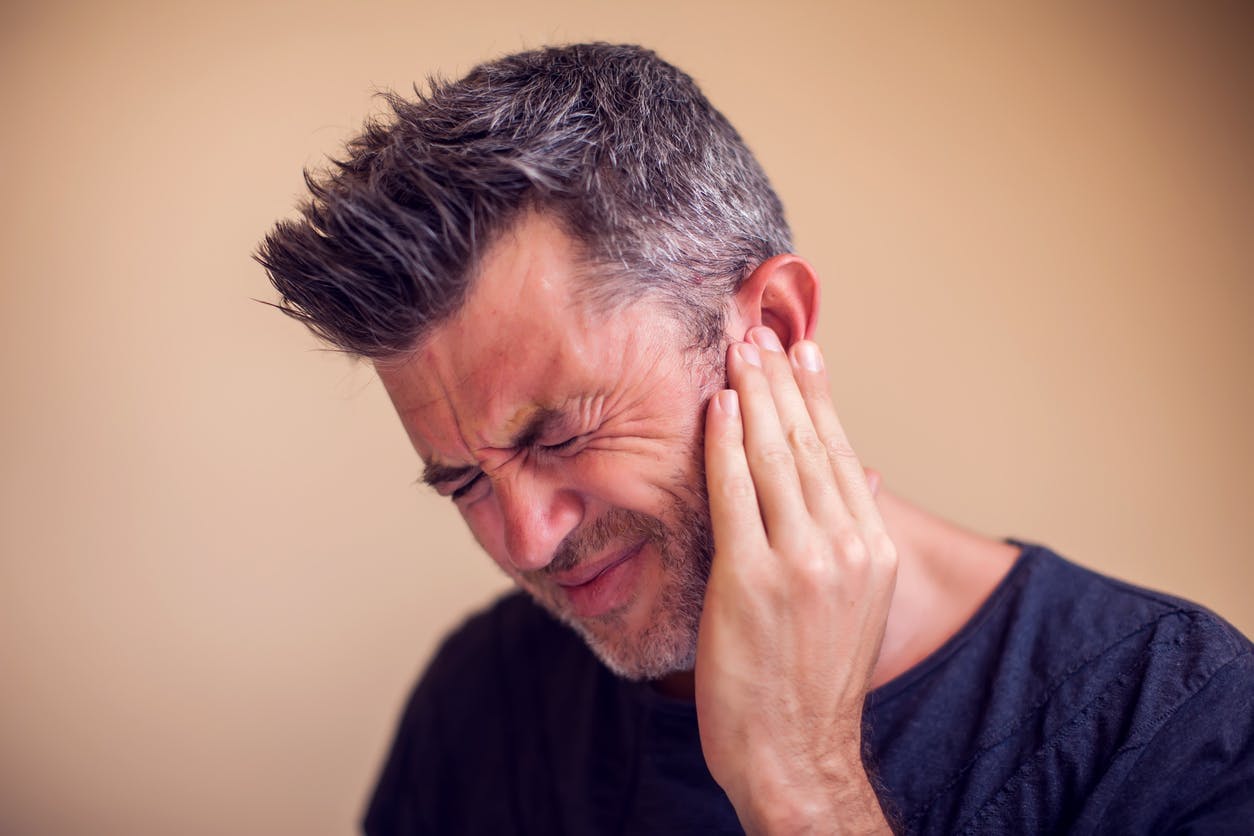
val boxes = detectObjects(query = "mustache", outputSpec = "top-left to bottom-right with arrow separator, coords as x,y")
544,508 -> 668,576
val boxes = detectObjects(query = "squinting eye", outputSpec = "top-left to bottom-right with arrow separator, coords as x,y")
540,435 -> 582,453
451,472 -> 486,500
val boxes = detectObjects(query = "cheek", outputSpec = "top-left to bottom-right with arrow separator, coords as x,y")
458,497 -> 513,572
571,440 -> 703,513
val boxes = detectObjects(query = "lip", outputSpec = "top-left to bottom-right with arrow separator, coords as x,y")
553,540 -> 645,588
553,540 -> 647,619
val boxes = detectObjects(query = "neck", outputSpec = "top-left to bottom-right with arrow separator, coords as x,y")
866,486 -> 1020,687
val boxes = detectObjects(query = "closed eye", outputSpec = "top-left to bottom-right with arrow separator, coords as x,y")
445,435 -> 587,501
450,472 -> 485,500
539,435 -> 582,453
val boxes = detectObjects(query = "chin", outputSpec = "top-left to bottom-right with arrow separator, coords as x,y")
579,609 -> 700,681
545,558 -> 708,681
518,489 -> 715,680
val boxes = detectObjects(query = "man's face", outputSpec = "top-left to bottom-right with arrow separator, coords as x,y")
376,212 -> 723,680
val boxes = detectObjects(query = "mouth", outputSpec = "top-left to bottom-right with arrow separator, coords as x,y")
552,540 -> 647,619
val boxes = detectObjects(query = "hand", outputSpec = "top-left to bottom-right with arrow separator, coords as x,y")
696,326 -> 897,835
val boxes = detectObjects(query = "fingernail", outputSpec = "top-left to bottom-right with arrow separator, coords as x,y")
717,389 -> 739,416
794,341 -> 823,372
738,343 -> 761,367
754,328 -> 783,353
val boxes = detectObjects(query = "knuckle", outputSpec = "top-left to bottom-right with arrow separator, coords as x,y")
718,476 -> 756,503
796,545 -> 837,587
751,442 -> 795,471
797,370 -> 830,399
824,436 -> 861,467
869,530 -> 899,568
787,426 -> 826,462
835,531 -> 869,567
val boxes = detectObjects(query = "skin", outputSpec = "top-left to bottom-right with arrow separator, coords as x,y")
377,214 -> 723,680
377,211 -> 1020,834
699,329 -> 896,833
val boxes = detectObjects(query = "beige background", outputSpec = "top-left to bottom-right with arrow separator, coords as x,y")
1,2 -> 1251,834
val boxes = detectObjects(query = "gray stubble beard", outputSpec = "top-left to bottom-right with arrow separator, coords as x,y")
520,480 -> 715,681
521,336 -> 726,680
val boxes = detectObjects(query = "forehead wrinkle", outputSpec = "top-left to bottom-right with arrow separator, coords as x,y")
408,214 -> 610,465
421,361 -> 563,467
389,332 -> 500,471
418,359 -> 479,469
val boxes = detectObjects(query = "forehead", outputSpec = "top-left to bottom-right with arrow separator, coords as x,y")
375,212 -> 673,460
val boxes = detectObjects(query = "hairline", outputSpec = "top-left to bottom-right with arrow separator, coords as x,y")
370,207 -> 741,372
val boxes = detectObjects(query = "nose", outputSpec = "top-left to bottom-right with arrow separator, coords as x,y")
491,466 -> 583,572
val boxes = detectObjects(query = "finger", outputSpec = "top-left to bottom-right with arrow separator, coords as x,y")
789,340 -> 884,525
746,326 -> 854,531
865,467 -> 882,498
704,389 -> 769,553
726,341 -> 810,539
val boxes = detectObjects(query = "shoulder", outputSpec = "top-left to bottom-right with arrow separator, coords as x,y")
1013,543 -> 1250,684
869,541 -> 1254,834
878,539 -> 1251,738
994,543 -> 1251,749
986,541 -> 1248,680
982,544 -> 1254,832
1018,549 -> 1254,833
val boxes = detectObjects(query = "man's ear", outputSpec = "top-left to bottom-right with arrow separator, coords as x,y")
730,254 -> 821,346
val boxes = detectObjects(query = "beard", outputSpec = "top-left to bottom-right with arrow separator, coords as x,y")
514,451 -> 716,681
514,338 -> 726,680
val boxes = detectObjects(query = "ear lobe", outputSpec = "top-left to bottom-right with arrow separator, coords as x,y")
732,254 -> 821,346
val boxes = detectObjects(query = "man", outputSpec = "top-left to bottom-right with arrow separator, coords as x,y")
258,44 -> 1253,834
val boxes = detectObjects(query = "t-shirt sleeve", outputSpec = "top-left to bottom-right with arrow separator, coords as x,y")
1099,649 -> 1254,835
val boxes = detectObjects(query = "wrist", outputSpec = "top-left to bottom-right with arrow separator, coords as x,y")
735,752 -> 891,836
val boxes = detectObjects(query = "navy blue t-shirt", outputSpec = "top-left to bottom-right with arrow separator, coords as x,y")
364,541 -> 1254,834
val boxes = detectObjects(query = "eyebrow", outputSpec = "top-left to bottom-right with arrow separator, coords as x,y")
420,461 -> 478,488
419,406 -> 566,487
